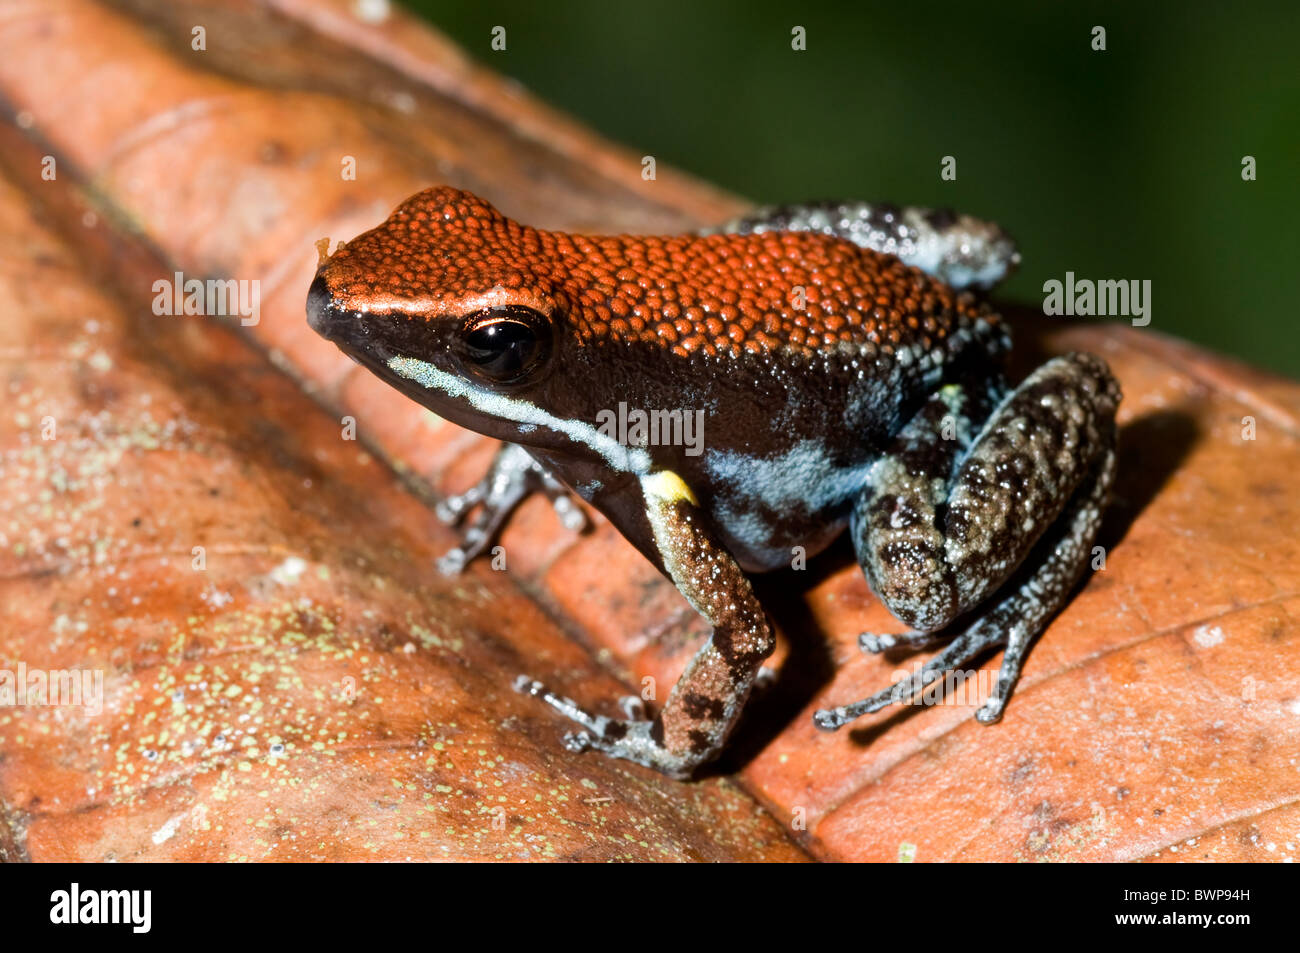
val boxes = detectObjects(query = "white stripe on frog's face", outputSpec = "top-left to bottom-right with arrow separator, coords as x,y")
386,355 -> 652,474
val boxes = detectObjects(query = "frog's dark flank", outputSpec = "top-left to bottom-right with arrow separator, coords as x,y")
306,187 -> 1120,779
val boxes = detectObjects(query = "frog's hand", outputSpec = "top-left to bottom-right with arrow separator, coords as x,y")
434,442 -> 586,575
816,352 -> 1120,730
706,200 -> 1020,291
517,469 -> 775,779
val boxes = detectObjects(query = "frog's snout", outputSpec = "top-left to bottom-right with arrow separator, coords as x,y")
306,274 -> 372,368
305,273 -> 412,372
305,274 -> 338,339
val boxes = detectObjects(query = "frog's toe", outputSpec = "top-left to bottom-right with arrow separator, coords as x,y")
514,675 -> 608,736
753,664 -> 779,692
436,506 -> 504,575
975,699 -> 1007,725
434,485 -> 484,526
435,546 -> 472,576
857,630 -> 936,654
561,720 -> 652,757
973,624 -> 1035,726
562,730 -> 594,753
857,631 -> 892,654
618,695 -> 647,720
546,490 -> 588,532
435,494 -> 513,574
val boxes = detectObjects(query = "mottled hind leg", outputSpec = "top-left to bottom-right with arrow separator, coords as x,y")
857,629 -> 945,654
435,442 -> 586,574
820,351 -> 1120,728
706,200 -> 1020,291
816,443 -> 1115,729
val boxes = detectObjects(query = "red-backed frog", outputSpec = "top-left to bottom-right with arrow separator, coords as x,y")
306,187 -> 1120,779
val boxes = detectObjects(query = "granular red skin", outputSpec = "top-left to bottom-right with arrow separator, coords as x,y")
320,187 -> 996,361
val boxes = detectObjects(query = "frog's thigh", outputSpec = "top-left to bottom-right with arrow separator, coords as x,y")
847,376 -> 998,630
853,352 -> 1121,632
640,471 -> 775,767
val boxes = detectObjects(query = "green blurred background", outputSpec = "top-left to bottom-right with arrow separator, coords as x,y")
410,1 -> 1299,376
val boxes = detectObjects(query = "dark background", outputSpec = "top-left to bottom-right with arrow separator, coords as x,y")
412,1 -> 1299,376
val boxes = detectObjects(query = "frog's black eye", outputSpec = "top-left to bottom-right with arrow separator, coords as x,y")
457,306 -> 552,385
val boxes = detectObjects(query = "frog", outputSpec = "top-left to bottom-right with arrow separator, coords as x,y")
306,186 -> 1120,779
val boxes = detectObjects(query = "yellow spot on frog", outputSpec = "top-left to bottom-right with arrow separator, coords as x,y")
641,470 -> 698,506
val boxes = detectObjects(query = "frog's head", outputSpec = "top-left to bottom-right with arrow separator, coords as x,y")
307,187 -> 650,474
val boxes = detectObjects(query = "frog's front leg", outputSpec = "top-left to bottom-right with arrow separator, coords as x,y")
816,351 -> 1120,730
518,470 -> 774,779
435,442 -> 586,575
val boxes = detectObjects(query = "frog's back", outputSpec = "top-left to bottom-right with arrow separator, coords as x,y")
546,227 -> 1011,459
539,228 -> 1006,369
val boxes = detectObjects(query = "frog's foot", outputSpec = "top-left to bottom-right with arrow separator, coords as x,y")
817,613 -> 1014,730
513,676 -> 696,780
436,442 -> 586,575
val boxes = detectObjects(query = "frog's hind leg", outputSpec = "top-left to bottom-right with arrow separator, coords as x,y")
816,441 -> 1115,729
434,442 -> 585,575
816,352 -> 1120,730
706,200 -> 1020,291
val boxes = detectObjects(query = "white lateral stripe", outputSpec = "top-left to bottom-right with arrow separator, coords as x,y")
387,355 -> 651,473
